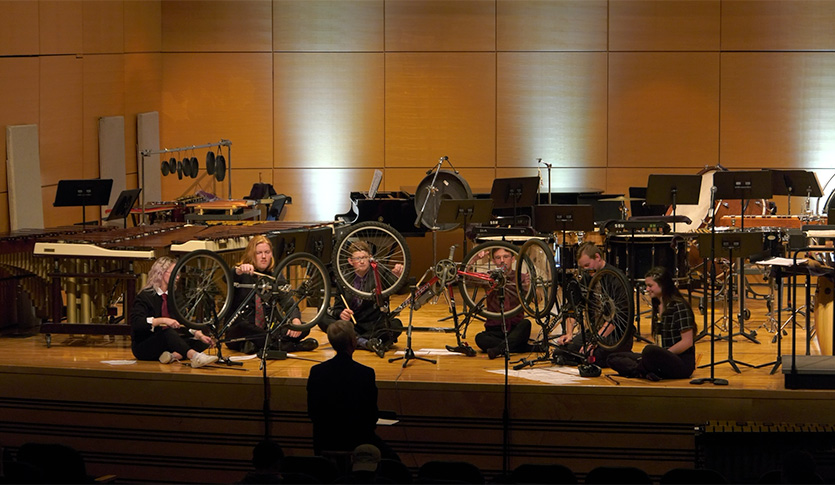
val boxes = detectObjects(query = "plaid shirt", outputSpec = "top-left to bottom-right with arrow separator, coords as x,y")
656,298 -> 695,349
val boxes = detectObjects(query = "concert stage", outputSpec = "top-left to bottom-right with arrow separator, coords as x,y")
2,294 -> 835,484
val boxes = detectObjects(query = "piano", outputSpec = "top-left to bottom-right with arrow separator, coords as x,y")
336,190 -> 428,237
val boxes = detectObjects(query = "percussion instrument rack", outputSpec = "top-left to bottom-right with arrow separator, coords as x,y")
139,139 -> 232,224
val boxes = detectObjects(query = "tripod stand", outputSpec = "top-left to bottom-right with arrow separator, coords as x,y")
389,279 -> 437,367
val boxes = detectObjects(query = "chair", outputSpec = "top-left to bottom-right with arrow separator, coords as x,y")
585,465 -> 652,484
511,463 -> 577,484
660,467 -> 727,484
417,460 -> 485,484
281,455 -> 340,484
379,458 -> 413,484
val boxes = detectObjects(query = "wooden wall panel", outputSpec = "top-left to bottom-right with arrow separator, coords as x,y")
720,53 -> 835,169
386,167 -> 497,195
124,0 -> 161,53
496,167 -> 608,195
0,58 -> 40,195
497,52 -> 607,169
39,0 -> 83,55
82,0 -> 124,54
0,0 -> 39,56
722,0 -> 835,51
40,56 -> 84,187
385,53 -> 496,168
273,0 -> 383,52
608,52 -> 720,168
385,0 -> 495,52
82,55 -> 125,180
609,0 -> 720,51
496,0 -> 607,52
0,195 -> 8,233
274,53 -> 384,169
274,168 -> 380,222
161,0 -> 271,52
125,53 -> 163,177
161,53 -> 273,199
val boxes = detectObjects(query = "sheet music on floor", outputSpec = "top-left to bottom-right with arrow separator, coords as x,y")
755,257 -> 809,267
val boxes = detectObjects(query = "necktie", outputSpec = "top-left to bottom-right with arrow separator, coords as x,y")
161,293 -> 170,318
255,294 -> 265,329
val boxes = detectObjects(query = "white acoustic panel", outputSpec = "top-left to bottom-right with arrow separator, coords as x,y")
6,124 -> 45,230
99,116 -> 126,225
137,111 -> 161,205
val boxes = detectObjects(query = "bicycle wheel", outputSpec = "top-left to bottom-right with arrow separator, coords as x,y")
269,252 -> 331,331
516,238 -> 557,320
332,221 -> 411,300
459,241 -> 523,320
585,266 -> 634,351
168,250 -> 234,333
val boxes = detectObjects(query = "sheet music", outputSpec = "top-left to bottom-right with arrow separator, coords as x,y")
368,169 -> 383,198
755,257 -> 808,267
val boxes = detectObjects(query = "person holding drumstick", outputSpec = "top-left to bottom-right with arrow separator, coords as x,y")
226,235 -> 318,355
323,241 -> 403,358
129,256 -> 217,367
607,266 -> 697,381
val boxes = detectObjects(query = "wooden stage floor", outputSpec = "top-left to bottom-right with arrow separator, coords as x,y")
2,286 -> 835,483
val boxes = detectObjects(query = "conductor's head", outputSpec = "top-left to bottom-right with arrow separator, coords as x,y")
328,320 -> 357,355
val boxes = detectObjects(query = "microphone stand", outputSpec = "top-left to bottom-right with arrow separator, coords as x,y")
389,279 -> 436,367
494,270 -> 512,477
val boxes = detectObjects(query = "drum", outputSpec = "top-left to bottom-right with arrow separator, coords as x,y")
607,234 -> 688,281
414,170 -> 473,231
815,274 -> 834,355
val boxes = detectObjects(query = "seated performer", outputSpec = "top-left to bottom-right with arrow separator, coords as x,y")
129,256 -> 217,368
226,235 -> 318,354
473,246 -> 532,359
553,241 -> 634,366
323,241 -> 402,358
607,266 -> 697,381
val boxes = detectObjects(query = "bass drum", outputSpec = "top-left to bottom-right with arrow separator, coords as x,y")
667,166 -> 767,233
414,170 -> 473,231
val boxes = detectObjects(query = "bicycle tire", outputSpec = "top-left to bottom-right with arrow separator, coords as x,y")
332,221 -> 411,300
459,241 -> 523,320
168,250 -> 234,333
270,252 -> 331,331
585,266 -> 634,351
516,238 -> 557,320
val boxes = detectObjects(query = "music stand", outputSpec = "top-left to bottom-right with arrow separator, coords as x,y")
696,231 -> 762,374
770,169 -> 822,216
490,177 -> 539,226
436,199 -> 493,255
646,174 -> 702,233
106,188 -> 141,228
54,179 -> 114,228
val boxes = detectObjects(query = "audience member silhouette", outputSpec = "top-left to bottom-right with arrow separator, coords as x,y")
7,442 -> 90,483
334,444 -> 393,483
758,448 -> 824,483
239,440 -> 283,484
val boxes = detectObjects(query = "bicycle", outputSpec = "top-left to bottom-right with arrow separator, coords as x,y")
166,249 -> 331,364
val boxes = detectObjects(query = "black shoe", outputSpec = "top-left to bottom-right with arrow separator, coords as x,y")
487,347 -> 505,360
241,341 -> 257,355
367,338 -> 386,358
296,338 -> 318,352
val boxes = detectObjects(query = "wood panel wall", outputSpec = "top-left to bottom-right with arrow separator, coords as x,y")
3,0 -> 835,228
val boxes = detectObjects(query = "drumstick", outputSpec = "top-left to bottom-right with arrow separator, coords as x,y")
232,265 -> 275,280
340,294 -> 357,324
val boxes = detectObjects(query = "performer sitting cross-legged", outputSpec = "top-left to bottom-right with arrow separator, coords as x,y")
607,266 -> 697,381
129,256 -> 217,368
321,241 -> 403,358
226,235 -> 318,355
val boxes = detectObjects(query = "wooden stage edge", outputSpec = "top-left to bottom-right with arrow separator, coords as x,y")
2,300 -> 835,484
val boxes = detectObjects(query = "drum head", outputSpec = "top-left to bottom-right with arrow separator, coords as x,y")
414,170 -> 473,231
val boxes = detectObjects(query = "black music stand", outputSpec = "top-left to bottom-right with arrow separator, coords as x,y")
54,179 -> 114,229
646,174 -> 702,233
490,177 -> 539,226
437,198 -> 493,256
106,188 -> 141,228
770,169 -> 822,216
696,231 -> 763,374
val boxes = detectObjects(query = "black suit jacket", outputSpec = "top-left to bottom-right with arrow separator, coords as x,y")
306,352 -> 378,453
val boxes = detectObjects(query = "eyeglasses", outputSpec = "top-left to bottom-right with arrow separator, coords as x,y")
350,256 -> 369,262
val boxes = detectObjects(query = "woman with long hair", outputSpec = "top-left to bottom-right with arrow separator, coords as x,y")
607,266 -> 697,381
129,256 -> 217,367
